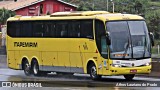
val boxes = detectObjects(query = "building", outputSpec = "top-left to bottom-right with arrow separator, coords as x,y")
0,0 -> 77,16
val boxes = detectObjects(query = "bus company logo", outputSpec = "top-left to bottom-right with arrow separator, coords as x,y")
132,63 -> 135,67
14,42 -> 38,47
2,82 -> 11,87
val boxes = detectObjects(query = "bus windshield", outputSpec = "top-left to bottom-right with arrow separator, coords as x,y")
106,21 -> 151,59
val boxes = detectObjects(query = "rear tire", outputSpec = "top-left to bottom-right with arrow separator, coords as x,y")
32,61 -> 47,76
23,60 -> 31,76
89,63 -> 101,80
124,74 -> 135,81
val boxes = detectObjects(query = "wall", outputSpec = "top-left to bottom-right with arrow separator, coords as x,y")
15,0 -> 76,16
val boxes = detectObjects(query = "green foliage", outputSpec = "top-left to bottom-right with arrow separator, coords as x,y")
0,8 -> 15,25
63,0 -> 160,40
146,10 -> 160,39
63,0 -> 150,13
149,1 -> 160,7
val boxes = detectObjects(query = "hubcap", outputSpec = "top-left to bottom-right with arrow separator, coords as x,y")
24,63 -> 30,74
33,63 -> 38,74
91,66 -> 97,78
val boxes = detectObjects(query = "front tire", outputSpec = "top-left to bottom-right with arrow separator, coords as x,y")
89,63 -> 101,80
124,74 -> 135,81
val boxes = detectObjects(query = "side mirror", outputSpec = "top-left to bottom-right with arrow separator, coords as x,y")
105,32 -> 111,45
149,32 -> 154,46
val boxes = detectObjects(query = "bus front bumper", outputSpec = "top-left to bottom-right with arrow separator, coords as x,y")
108,65 -> 151,75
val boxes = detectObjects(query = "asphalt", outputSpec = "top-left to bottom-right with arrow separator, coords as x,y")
0,55 -> 7,68
0,54 -> 159,78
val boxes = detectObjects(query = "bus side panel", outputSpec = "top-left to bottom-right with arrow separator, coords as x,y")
14,51 -> 20,69
69,39 -> 84,73
42,52 -> 58,66
7,51 -> 16,69
97,55 -> 103,75
70,53 -> 83,67
70,53 -> 83,73
58,52 -> 70,72
19,51 -> 42,66
84,53 -> 103,75
80,39 -> 103,74
102,58 -> 111,75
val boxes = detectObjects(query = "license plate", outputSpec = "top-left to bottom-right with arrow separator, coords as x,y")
130,69 -> 137,73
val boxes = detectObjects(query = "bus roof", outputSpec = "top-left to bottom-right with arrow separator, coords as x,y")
7,11 -> 144,22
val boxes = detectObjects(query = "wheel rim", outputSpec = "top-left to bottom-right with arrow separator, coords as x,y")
24,63 -> 30,75
33,63 -> 38,75
91,66 -> 97,78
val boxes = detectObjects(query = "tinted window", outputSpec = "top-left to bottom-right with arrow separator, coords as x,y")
80,20 -> 93,39
7,21 -> 20,37
33,22 -> 44,37
7,20 -> 94,39
68,21 -> 80,38
95,20 -> 107,58
21,21 -> 32,37
44,23 -> 56,37
56,21 -> 68,38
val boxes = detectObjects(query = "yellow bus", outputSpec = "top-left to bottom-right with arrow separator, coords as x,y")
7,11 -> 153,80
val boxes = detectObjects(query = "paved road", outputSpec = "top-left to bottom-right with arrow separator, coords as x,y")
0,55 -> 160,90
0,55 -> 7,68
0,68 -> 160,90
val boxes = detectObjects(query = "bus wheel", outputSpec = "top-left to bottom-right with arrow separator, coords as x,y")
89,63 -> 101,80
23,60 -> 31,76
32,61 -> 47,76
124,74 -> 135,81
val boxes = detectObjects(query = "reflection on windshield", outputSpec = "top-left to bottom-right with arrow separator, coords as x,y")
106,21 -> 151,59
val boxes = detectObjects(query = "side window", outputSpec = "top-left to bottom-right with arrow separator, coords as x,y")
44,23 -> 56,37
7,21 -> 20,37
7,22 -> 14,37
80,20 -> 93,39
69,21 -> 80,38
33,22 -> 44,37
56,21 -> 68,38
101,36 -> 108,58
95,20 -> 107,58
21,21 -> 32,37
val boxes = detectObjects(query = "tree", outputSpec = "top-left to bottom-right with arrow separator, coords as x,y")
146,10 -> 160,39
0,8 -> 15,25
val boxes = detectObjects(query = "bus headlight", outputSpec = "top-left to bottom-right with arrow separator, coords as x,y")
145,62 -> 151,66
112,64 -> 121,67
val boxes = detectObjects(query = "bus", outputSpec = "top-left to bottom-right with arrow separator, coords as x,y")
6,11 -> 154,80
